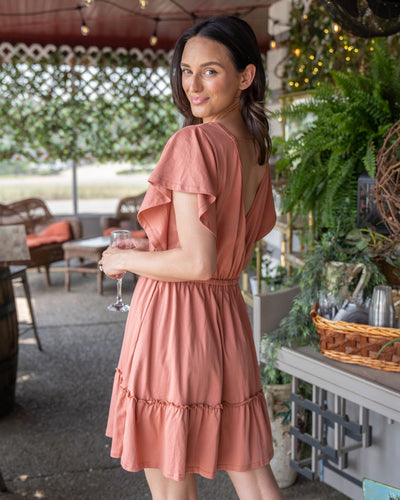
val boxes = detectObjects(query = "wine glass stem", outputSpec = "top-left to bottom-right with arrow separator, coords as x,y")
116,278 -> 123,305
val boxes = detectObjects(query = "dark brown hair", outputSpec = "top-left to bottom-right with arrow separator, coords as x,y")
170,16 -> 271,165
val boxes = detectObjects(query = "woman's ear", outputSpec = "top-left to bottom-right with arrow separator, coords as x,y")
239,64 -> 256,90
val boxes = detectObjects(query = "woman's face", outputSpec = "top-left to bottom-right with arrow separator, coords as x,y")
180,36 -> 250,123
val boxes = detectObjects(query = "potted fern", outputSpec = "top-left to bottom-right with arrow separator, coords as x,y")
273,38 -> 400,234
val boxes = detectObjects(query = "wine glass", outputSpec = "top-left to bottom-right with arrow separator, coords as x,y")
107,229 -> 132,312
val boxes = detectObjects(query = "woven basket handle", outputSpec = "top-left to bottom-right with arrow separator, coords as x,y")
351,263 -> 370,300
310,302 -> 319,318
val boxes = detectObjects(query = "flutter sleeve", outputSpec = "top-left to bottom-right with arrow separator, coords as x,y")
138,126 -> 218,250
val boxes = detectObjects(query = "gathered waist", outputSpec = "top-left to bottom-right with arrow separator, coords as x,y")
193,278 -> 239,287
139,276 -> 239,288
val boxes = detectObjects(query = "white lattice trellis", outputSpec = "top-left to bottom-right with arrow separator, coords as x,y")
0,42 -> 174,101
0,42 -> 180,166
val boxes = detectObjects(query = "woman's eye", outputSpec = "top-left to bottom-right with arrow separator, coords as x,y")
204,69 -> 216,76
181,68 -> 191,75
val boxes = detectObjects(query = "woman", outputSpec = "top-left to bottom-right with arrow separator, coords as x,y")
101,16 -> 284,500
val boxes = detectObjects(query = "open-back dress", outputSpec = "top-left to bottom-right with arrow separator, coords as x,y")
106,121 -> 277,481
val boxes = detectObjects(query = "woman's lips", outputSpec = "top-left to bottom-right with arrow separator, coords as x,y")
190,96 -> 208,105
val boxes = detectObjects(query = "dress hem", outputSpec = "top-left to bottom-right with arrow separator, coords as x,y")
110,454 -> 275,482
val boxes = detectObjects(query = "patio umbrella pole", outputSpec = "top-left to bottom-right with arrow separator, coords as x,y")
72,160 -> 78,215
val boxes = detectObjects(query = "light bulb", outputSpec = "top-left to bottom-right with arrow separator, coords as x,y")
81,23 -> 89,36
139,0 -> 148,9
85,0 -> 94,5
270,37 -> 276,49
333,23 -> 340,32
150,34 -> 158,46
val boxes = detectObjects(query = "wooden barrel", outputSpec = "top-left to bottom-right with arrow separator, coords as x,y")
0,267 -> 18,417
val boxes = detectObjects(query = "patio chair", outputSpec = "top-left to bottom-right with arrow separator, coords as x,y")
100,192 -> 147,237
0,198 -> 82,285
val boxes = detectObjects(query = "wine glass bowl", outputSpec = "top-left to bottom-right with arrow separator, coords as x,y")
107,230 -> 132,312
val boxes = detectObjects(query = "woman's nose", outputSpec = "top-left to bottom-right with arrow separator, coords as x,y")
189,73 -> 202,93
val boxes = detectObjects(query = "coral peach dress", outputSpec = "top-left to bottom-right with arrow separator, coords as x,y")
106,121 -> 276,481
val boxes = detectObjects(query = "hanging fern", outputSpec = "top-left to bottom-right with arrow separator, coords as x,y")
273,38 -> 400,235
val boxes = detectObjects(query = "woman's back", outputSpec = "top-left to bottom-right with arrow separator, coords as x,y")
236,138 -> 267,216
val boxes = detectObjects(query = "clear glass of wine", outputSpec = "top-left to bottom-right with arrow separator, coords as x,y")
107,229 -> 132,312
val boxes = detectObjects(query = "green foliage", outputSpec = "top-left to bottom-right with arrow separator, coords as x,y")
282,0 -> 400,92
262,363 -> 292,386
0,56 -> 180,167
0,160 -> 30,175
274,39 -> 400,232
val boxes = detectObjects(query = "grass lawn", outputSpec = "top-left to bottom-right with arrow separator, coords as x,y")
0,163 -> 151,202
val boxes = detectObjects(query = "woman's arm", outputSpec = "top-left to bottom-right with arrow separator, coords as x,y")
100,191 -> 217,282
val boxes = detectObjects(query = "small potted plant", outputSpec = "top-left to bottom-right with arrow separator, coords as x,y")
260,359 -> 298,488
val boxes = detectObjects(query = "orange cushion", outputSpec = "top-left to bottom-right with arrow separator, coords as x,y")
103,227 -> 147,239
27,220 -> 72,248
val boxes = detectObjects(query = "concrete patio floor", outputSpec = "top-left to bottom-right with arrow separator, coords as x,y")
0,267 -> 351,499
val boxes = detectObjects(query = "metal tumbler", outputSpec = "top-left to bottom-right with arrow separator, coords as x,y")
368,285 -> 395,328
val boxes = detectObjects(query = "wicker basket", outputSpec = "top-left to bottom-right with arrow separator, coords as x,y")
310,303 -> 400,372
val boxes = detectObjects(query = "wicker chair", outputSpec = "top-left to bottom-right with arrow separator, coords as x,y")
100,192 -> 147,235
0,198 -> 82,285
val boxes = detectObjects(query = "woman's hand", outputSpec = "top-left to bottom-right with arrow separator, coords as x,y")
99,237 -> 149,278
100,240 -> 136,279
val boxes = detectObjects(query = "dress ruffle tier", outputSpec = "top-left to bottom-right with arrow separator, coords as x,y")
107,365 -> 273,481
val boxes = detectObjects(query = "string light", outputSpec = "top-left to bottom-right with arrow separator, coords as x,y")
149,18 -> 159,46
84,0 -> 95,6
81,22 -> 89,35
270,36 -> 276,49
333,23 -> 340,32
77,5 -> 89,36
139,0 -> 148,9
294,48 -> 300,57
